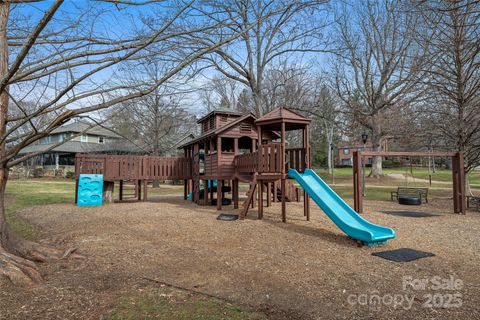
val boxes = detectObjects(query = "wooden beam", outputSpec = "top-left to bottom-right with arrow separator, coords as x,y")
353,151 -> 363,213
183,179 -> 188,200
233,179 -> 239,209
217,179 -> 223,210
258,181 -> 263,219
204,180 -> 209,206
361,151 -> 456,157
143,180 -> 148,201
266,182 -> 271,207
281,122 -> 286,174
119,180 -> 123,201
281,178 -> 286,222
74,178 -> 79,205
137,180 -> 141,201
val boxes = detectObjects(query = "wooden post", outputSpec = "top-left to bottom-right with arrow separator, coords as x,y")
353,151 -> 363,213
74,178 -> 79,205
266,182 -> 271,207
458,152 -> 466,214
281,178 -> 286,223
281,121 -> 286,222
210,180 -> 214,202
143,180 -> 148,201
258,180 -> 263,219
119,180 -> 123,201
184,179 -> 188,200
233,179 -> 239,209
303,125 -> 310,220
204,180 -> 209,206
452,152 -> 466,214
273,180 -> 277,202
137,180 -> 141,201
217,179 -> 223,210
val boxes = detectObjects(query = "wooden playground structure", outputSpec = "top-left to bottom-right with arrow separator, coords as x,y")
75,106 -> 467,220
76,107 -> 311,220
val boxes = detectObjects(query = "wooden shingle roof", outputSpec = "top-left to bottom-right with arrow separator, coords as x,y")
255,107 -> 310,130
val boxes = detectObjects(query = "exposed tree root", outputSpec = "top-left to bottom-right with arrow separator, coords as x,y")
0,248 -> 42,286
0,233 -> 85,286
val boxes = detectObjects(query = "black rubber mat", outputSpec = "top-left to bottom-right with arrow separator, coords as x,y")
216,213 -> 239,221
372,248 -> 435,262
382,211 -> 439,218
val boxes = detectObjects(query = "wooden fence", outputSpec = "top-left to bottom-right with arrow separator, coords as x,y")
75,154 -> 192,181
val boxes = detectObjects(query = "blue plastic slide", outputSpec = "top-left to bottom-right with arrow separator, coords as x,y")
288,169 -> 396,246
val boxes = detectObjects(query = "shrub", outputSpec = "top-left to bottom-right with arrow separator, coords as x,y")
65,171 -> 75,179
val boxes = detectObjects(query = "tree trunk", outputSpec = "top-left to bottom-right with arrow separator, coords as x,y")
252,89 -> 263,116
370,138 -> 383,178
0,1 -> 83,286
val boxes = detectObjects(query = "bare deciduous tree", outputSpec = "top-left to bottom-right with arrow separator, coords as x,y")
0,0 -> 261,286
199,0 -> 330,116
199,75 -> 241,112
333,0 -> 428,177
418,0 -> 480,178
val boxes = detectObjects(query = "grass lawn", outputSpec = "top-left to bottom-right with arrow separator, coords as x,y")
5,180 -> 183,240
104,287 -> 265,320
315,166 -> 480,186
5,171 -> 466,239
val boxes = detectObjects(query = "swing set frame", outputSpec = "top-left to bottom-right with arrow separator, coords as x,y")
352,151 -> 466,214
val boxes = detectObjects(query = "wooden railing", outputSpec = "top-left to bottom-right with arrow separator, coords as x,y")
258,143 -> 282,173
234,144 -> 309,175
285,147 -> 309,173
75,154 -> 192,181
235,151 -> 258,173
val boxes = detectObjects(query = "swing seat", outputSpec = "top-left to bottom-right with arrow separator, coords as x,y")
391,187 -> 429,204
398,195 -> 422,205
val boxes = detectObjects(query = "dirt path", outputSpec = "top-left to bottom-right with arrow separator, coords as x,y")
1,197 -> 479,319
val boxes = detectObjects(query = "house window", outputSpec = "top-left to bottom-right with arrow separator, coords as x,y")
343,148 -> 350,155
81,134 -> 88,142
98,136 -> 104,143
39,136 -> 52,145
209,117 -> 215,130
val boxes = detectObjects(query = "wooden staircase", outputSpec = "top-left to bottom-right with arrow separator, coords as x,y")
240,175 -> 257,219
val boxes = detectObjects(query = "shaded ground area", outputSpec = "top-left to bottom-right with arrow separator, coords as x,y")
1,194 -> 479,319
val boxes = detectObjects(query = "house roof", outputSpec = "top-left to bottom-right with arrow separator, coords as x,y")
196,109 -> 243,124
17,140 -> 144,155
179,113 -> 258,149
51,121 -> 121,138
255,106 -> 311,130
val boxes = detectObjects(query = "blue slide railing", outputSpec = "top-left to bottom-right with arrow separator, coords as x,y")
288,169 -> 396,246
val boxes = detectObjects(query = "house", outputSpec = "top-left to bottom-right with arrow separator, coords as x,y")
17,121 -> 143,172
336,139 -> 389,166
